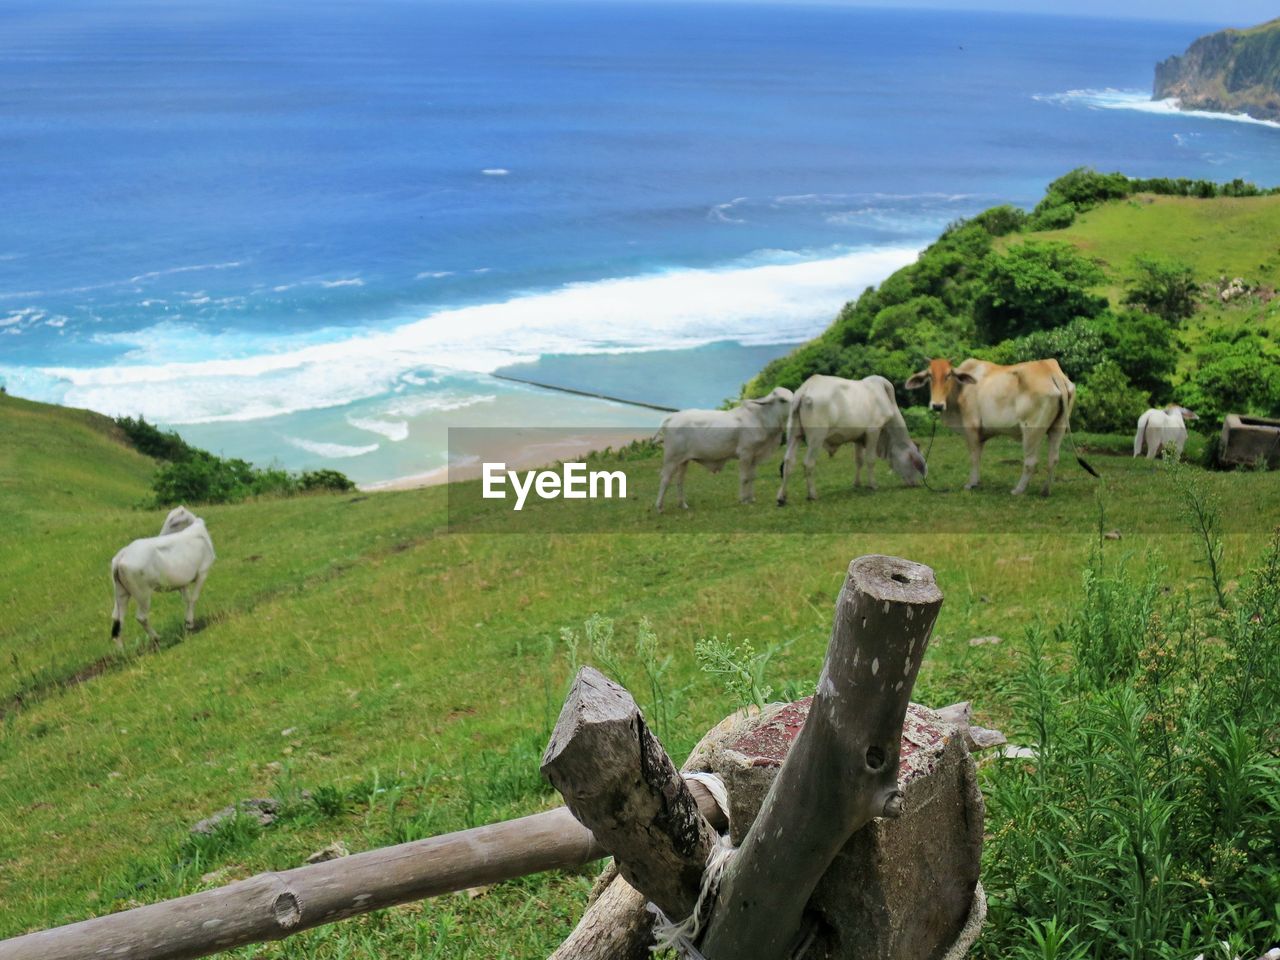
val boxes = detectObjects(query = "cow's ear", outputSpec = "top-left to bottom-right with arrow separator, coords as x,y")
953,371 -> 978,385
904,370 -> 929,390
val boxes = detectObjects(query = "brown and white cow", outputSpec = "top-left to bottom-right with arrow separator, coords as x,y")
904,357 -> 1076,496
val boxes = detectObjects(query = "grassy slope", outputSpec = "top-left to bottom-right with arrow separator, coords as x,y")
1017,193 -> 1280,372
3,392 -> 1279,956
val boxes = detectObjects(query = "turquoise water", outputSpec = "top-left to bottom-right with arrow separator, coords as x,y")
2,2 -> 1276,482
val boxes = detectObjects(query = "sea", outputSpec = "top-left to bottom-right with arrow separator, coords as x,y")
2,0 -> 1279,485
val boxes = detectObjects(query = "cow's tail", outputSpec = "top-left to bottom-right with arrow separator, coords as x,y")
779,390 -> 809,478
110,563 -> 127,640
1051,375 -> 1100,479
1133,410 -> 1152,457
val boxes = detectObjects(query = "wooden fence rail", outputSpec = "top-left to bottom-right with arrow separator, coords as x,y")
0,788 -> 724,960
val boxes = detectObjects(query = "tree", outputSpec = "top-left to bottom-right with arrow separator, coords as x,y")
1122,256 -> 1199,323
973,241 -> 1108,342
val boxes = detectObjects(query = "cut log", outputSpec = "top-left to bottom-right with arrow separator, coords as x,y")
548,709 -> 748,960
699,555 -> 944,960
542,666 -> 718,921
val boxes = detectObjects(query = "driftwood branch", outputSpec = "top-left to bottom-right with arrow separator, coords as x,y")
542,666 -> 719,920
699,555 -> 944,960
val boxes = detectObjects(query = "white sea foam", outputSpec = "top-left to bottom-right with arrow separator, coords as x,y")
7,245 -> 920,424
346,415 -> 410,441
285,436 -> 379,458
383,393 -> 497,417
416,270 -> 456,279
481,168 -> 510,176
320,278 -> 364,288
1036,88 -> 1280,130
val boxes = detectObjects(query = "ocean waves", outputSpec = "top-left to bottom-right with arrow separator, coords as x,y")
2,245 -> 919,425
1036,89 -> 1280,131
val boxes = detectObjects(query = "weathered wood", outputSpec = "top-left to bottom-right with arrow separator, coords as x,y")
0,778 -> 724,960
542,666 -> 718,921
548,710 -> 747,960
547,864 -> 654,960
700,555 -> 944,960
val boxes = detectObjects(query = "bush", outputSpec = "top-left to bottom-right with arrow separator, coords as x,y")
300,469 -> 357,493
973,241 -> 1108,341
1089,309 -> 1178,400
1026,201 -> 1076,232
1073,360 -> 1149,433
1178,333 -> 1280,426
978,529 -> 1280,959
1123,255 -> 1199,323
118,414 -> 356,506
987,317 -> 1107,382
114,415 -> 197,462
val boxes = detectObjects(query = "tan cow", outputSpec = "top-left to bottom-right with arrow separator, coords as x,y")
904,357 -> 1078,496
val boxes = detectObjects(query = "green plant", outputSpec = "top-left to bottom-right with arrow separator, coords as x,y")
973,241 -> 1108,342
1123,256 -> 1199,323
695,635 -> 776,711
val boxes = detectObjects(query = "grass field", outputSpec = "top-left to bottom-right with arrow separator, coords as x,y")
1027,192 -> 1280,368
3,390 -> 1278,956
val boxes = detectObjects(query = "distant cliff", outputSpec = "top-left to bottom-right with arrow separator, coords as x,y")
1154,18 -> 1280,121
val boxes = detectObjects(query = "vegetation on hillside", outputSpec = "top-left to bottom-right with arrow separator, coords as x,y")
114,414 -> 355,506
749,170 -> 1280,437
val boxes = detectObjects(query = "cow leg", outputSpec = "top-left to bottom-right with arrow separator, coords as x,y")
1146,436 -> 1160,461
1042,421 -> 1066,496
963,429 -> 984,490
802,428 -> 825,500
853,443 -> 864,487
863,431 -> 880,490
656,458 -> 679,512
675,461 -> 690,510
134,589 -> 160,644
739,457 -> 757,503
1013,426 -> 1047,495
184,569 -> 209,630
777,431 -> 802,505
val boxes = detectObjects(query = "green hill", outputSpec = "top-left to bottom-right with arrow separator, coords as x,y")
1154,17 -> 1280,121
749,170 -> 1280,435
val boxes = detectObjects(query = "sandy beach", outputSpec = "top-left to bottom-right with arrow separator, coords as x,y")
358,427 -> 656,491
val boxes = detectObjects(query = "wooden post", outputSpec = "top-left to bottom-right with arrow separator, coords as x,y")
542,666 -> 719,921
699,555 -> 944,960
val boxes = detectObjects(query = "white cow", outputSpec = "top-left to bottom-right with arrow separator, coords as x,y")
1134,405 -> 1197,460
110,506 -> 216,646
655,387 -> 793,511
777,374 -> 926,504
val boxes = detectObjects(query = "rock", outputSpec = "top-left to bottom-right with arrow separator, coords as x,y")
305,841 -> 350,864
1000,745 -> 1038,760
967,635 -> 1002,646
190,798 -> 279,836
691,699 -> 984,960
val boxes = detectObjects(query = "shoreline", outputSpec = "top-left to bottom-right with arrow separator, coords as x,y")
358,428 -> 656,492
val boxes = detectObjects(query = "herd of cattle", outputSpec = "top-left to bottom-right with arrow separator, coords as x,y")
656,355 -> 1197,511
106,355 -> 1198,642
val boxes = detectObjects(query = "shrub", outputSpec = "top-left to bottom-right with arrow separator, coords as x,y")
1123,255 -> 1199,323
1026,201 -> 1076,232
987,317 -> 1106,382
114,415 -> 197,462
1089,309 -> 1178,400
1073,360 -> 1149,433
300,469 -> 357,493
973,241 -> 1108,342
1177,333 -> 1280,426
978,529 -> 1280,959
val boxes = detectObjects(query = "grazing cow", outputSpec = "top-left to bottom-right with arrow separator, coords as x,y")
1134,405 -> 1197,460
110,506 -> 216,646
776,374 -> 926,505
655,387 -> 793,511
904,357 -> 1078,496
